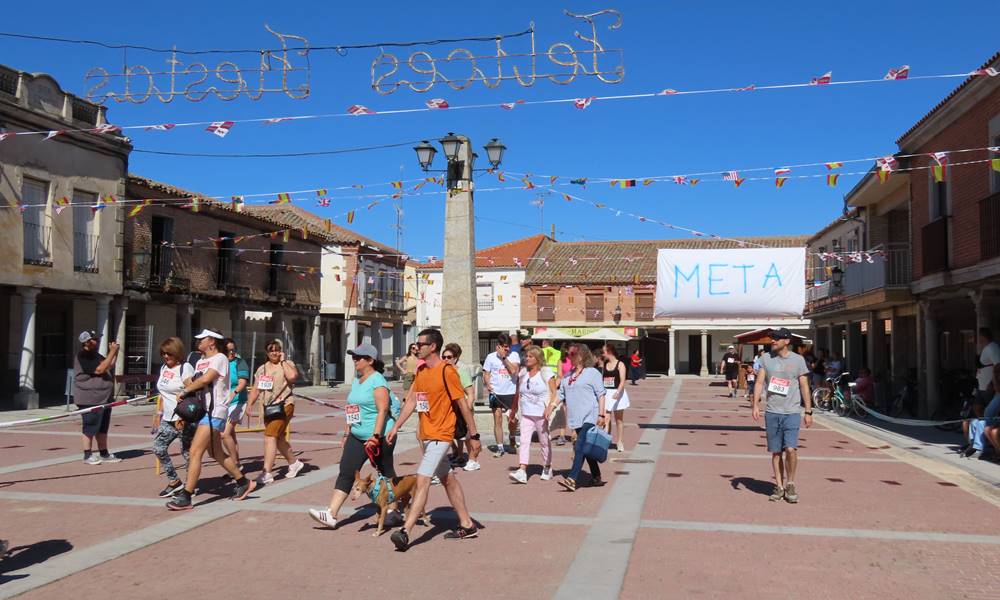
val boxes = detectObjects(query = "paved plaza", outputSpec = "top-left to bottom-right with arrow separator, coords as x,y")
1,378 -> 998,599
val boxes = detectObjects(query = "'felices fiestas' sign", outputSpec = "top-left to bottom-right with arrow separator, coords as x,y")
654,248 -> 806,318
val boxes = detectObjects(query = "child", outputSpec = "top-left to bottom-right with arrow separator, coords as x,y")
744,364 -> 756,401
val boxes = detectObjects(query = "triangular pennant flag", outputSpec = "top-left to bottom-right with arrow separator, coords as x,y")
878,169 -> 891,184
282,230 -> 290,243
570,178 -> 587,186
810,71 -> 832,85
184,198 -> 200,213
932,165 -> 945,182
775,177 -> 788,188
0,132 -> 18,142
347,104 -> 376,115
573,97 -> 595,109
273,193 -> 291,205
54,196 -> 70,215
102,194 -> 117,204
346,210 -> 355,224
316,188 -> 328,197
230,195 -> 244,211
733,178 -> 745,188
425,98 -> 449,109
549,176 -> 558,185
642,179 -> 654,186
91,124 -> 121,135
205,121 -> 234,138
827,174 -> 840,187
318,198 -> 330,207
689,178 -> 700,186
391,181 -> 402,189
885,65 -> 910,80
128,199 -> 152,217
145,123 -> 176,131
497,171 -> 506,182
825,162 -> 843,170
264,117 -> 292,125
324,219 -> 332,232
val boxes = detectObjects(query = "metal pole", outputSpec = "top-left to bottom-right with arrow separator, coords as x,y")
250,331 -> 258,376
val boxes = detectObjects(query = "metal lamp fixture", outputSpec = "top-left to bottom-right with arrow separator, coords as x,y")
413,141 -> 436,171
613,304 -> 623,323
831,266 -> 844,286
439,132 -> 462,161
484,138 -> 506,169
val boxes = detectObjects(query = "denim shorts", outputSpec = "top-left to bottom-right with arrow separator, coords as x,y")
197,416 -> 226,431
764,412 -> 800,453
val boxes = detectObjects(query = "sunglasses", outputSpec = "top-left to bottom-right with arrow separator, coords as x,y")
414,341 -> 432,348
442,354 -> 455,360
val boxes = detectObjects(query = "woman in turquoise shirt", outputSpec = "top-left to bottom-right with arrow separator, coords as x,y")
308,343 -> 398,529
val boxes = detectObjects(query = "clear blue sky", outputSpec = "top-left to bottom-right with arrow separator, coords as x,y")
2,1 -> 995,259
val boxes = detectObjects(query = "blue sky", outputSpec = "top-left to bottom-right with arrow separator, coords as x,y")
2,1 -> 995,258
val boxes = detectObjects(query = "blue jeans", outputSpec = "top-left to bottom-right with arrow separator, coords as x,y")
568,422 -> 602,482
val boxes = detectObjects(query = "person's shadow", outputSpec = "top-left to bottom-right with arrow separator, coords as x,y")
729,477 -> 774,496
0,539 -> 73,583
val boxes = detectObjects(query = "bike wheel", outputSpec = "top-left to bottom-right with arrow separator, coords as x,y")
835,395 -> 849,417
813,388 -> 831,411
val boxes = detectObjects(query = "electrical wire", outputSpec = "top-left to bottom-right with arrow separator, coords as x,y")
131,139 -> 422,158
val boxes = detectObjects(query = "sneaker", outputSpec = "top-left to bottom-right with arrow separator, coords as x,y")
587,477 -> 606,487
616,443 -> 626,453
540,466 -> 553,481
390,528 -> 410,552
308,508 -> 337,529
158,481 -> 185,498
431,475 -> 441,486
963,446 -> 979,458
966,449 -> 982,460
443,525 -> 478,540
509,468 -> 528,484
166,490 -> 193,511
256,472 -> 275,485
463,460 -> 481,472
555,437 -> 566,447
232,478 -> 257,501
99,453 -> 122,464
769,485 -> 785,502
557,477 -> 577,492
286,460 -> 305,479
83,455 -> 102,466
492,448 -> 505,458
784,482 -> 799,504
487,444 -> 499,453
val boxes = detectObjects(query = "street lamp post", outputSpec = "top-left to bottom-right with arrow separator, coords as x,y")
414,134 -> 506,374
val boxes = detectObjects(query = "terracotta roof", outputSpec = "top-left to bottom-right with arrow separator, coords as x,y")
896,51 -> 1000,145
419,234 -> 549,269
243,204 -> 401,252
526,236 -> 810,285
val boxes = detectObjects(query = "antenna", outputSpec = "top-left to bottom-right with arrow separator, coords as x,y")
392,163 -> 405,251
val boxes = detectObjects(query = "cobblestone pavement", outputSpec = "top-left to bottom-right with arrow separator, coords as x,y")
1,378 -> 997,599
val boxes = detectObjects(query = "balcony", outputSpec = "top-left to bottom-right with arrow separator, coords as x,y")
362,290 -> 404,313
23,222 -> 52,266
921,218 -> 949,275
981,192 -> 1000,260
843,243 -> 911,296
73,231 -> 100,272
806,281 -> 833,302
804,280 -> 845,316
131,246 -> 190,292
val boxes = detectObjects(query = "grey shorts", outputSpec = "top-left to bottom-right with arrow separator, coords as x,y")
81,406 -> 112,437
765,412 -> 800,453
418,440 -> 452,479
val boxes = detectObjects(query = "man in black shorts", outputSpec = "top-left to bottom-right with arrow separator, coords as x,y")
74,331 -> 122,465
483,333 -> 521,458
720,345 -> 740,398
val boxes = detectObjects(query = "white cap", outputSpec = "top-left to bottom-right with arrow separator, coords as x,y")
194,329 -> 224,340
728,345 -> 735,350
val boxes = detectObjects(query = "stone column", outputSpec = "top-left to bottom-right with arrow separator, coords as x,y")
440,135 -> 481,372
177,298 -> 193,349
96,294 -> 112,356
667,328 -> 677,376
14,287 -> 41,409
971,290 -> 996,337
699,329 -> 709,377
309,314 -> 322,386
921,301 -> 940,418
114,297 -> 128,394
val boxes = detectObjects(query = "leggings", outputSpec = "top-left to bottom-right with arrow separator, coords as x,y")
152,420 -> 194,481
567,422 -> 601,482
334,434 -> 397,493
519,415 -> 551,466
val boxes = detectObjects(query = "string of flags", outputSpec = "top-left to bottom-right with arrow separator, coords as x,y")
0,66 -> 996,140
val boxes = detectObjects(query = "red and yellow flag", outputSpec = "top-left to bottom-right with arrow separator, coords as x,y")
347,210 -> 356,224
642,179 -> 654,186
827,174 -> 840,187
825,162 -> 843,170
274,193 -> 291,205
549,176 -> 558,185
102,194 -> 117,204
689,179 -> 700,186
775,177 -> 788,188
282,230 -> 291,243
128,199 -> 152,217
733,178 -> 745,188
391,181 -> 402,189
992,158 -> 1000,173
878,169 -> 891,184
316,188 -> 328,197
496,171 -> 505,182
932,165 -> 946,182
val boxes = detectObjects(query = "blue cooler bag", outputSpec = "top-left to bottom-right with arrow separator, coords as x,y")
582,426 -> 612,463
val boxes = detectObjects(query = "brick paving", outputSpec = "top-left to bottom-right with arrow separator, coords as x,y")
0,378 -> 997,599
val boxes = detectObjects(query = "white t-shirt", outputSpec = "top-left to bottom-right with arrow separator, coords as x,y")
483,351 -> 520,396
157,362 -> 194,422
517,368 -> 554,417
978,341 -> 1000,392
194,352 -> 231,420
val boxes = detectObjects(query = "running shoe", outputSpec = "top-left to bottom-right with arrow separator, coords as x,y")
555,437 -> 566,447
431,475 -> 441,485
99,453 -> 122,463
256,472 -> 275,485
286,460 -> 305,479
587,477 -> 606,487
443,525 -> 478,540
492,448 -> 505,458
963,446 -> 979,458
509,468 -> 528,484
769,485 -> 785,502
784,482 -> 799,504
557,477 -> 577,492
83,455 -> 102,465
616,442 -> 626,453
540,467 -> 553,481
232,478 -> 257,501
166,490 -> 193,511
308,508 -> 337,529
463,460 -> 481,472
390,528 -> 410,552
158,481 -> 185,498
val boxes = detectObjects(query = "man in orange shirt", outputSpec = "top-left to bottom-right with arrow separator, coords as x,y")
386,328 -> 482,551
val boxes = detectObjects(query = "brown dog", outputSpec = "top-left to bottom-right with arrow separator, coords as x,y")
350,470 -> 422,537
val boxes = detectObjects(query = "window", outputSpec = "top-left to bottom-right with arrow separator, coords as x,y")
150,216 -> 174,283
930,169 -> 949,220
216,230 -> 235,288
477,284 -> 494,311
635,294 -> 654,321
269,244 -> 283,295
537,293 -> 555,322
22,178 -> 51,265
586,293 -> 604,322
72,190 -> 98,272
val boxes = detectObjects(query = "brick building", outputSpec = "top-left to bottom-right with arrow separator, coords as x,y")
123,176 -> 323,384
522,237 -> 811,375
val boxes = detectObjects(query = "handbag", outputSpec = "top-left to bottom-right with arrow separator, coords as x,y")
263,382 -> 290,422
173,372 -> 206,423
582,425 -> 612,463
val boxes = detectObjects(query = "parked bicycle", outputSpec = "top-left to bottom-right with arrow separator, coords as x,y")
932,369 -> 977,432
888,375 -> 918,418
812,373 -> 866,418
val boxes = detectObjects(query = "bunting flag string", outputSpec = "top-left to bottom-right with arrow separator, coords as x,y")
0,66 -> 995,140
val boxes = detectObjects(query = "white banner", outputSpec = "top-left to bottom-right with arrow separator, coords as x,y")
654,248 -> 805,317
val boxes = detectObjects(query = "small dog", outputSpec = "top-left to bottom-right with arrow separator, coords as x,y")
350,470 -> 422,537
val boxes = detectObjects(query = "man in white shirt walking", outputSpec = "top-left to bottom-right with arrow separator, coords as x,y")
483,333 -> 521,458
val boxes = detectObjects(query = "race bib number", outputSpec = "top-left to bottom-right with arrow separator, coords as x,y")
767,377 -> 791,396
161,370 -> 174,380
257,375 -> 274,391
196,360 -> 210,372
603,376 -> 616,389
345,404 -> 361,424
497,368 -> 510,380
727,357 -> 735,364
416,392 -> 429,413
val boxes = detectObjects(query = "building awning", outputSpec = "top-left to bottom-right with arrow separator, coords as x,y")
733,328 -> 810,345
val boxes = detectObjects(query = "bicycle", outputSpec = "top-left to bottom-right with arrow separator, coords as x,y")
813,373 -> 866,418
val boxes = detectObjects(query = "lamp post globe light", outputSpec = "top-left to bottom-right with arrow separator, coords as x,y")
414,133 -> 506,189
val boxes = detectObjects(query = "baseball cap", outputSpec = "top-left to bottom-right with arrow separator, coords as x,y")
347,343 -> 379,359
727,345 -> 735,350
194,329 -> 224,340
78,330 -> 100,344
771,327 -> 793,340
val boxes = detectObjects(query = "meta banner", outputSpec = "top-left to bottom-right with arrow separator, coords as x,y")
654,248 -> 806,317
